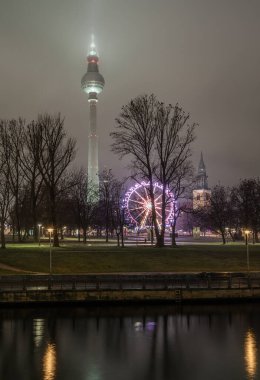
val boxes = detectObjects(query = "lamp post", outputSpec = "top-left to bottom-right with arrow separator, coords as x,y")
38,224 -> 42,246
245,230 -> 250,272
47,228 -> 54,274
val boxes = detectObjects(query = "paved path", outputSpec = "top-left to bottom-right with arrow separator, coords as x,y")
0,262 -> 43,274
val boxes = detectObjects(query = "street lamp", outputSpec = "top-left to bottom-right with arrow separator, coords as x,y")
245,230 -> 250,272
47,228 -> 54,274
38,224 -> 42,246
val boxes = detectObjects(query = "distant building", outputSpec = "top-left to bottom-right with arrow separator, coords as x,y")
193,152 -> 211,209
193,153 -> 211,237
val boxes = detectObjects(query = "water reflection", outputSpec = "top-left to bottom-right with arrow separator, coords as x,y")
0,305 -> 260,380
33,318 -> 45,348
43,343 -> 56,380
245,329 -> 257,379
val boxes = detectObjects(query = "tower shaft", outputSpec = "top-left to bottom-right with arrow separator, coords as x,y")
88,100 -> 99,188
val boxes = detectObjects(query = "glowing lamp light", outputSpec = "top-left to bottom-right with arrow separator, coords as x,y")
245,230 -> 250,235
47,228 -> 54,233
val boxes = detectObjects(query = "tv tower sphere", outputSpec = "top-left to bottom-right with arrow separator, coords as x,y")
81,37 -> 105,192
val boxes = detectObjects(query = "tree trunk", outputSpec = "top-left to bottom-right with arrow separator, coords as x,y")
151,227 -> 154,246
33,219 -> 38,242
83,228 -> 87,244
116,232 -> 120,247
22,228 -> 29,241
171,223 -> 177,247
50,191 -> 59,247
253,230 -> 258,244
228,229 -> 235,242
149,181 -> 160,245
221,230 -> 226,244
105,226 -> 109,243
0,222 -> 6,249
120,227 -> 124,248
156,234 -> 164,248
15,200 -> 22,242
32,195 -> 38,242
159,184 -> 167,247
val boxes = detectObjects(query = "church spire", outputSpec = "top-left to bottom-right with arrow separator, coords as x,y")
198,152 -> 206,174
195,152 -> 208,189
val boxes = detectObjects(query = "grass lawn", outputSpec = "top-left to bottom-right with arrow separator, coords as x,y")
0,242 -> 260,274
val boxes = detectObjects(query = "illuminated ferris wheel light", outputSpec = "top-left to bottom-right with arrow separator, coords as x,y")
125,182 -> 174,228
146,202 -> 152,210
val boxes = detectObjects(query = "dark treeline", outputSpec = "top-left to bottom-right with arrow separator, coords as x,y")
1,100 -> 258,249
194,180 -> 260,244
0,115 -> 126,248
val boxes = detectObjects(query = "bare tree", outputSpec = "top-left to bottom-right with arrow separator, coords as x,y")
154,103 -> 195,246
198,185 -> 232,244
168,162 -> 194,247
0,124 -> 14,248
0,119 -> 26,241
19,121 -> 45,241
232,178 -> 260,243
111,94 -> 196,247
34,114 -> 76,247
0,173 -> 13,248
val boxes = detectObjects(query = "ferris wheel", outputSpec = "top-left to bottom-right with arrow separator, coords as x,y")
125,182 -> 174,228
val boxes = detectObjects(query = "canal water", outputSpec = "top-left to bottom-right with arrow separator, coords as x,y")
0,303 -> 259,380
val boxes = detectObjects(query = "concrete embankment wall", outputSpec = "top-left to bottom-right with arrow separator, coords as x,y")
1,288 -> 260,304
1,273 -> 260,304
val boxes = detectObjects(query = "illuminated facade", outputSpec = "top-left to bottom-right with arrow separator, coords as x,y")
81,36 -> 105,192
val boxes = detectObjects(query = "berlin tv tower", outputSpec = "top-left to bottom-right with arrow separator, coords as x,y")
81,36 -> 105,191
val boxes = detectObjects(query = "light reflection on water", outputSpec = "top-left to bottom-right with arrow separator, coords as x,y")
0,304 -> 260,380
245,329 -> 257,379
33,318 -> 45,348
43,343 -> 56,380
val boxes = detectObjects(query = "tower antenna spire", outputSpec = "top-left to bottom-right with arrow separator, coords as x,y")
89,33 -> 97,56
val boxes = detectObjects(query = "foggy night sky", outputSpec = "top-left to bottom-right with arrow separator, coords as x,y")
0,0 -> 260,186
